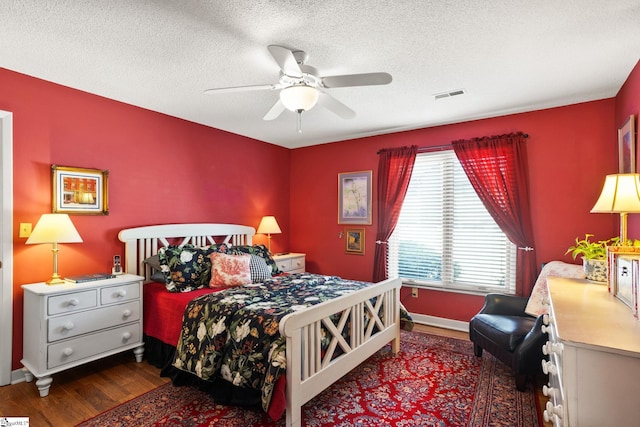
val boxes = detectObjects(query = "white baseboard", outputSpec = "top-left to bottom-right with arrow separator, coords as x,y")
10,368 -> 26,384
410,312 -> 469,333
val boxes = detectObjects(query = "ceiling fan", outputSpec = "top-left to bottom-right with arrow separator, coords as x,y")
204,45 -> 392,129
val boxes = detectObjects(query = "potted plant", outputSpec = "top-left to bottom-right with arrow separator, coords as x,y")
566,234 -> 619,282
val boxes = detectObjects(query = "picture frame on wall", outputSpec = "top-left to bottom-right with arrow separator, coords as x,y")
618,114 -> 636,173
338,170 -> 372,224
345,227 -> 365,255
52,165 -> 109,215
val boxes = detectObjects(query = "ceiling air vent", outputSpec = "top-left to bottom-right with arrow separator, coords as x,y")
434,89 -> 465,100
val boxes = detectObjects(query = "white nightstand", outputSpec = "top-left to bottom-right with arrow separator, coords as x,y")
272,252 -> 306,274
21,273 -> 145,397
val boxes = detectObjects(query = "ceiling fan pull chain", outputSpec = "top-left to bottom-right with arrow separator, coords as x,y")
297,110 -> 303,133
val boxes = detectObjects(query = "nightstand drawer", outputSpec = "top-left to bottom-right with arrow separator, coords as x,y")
48,290 -> 97,316
276,258 -> 293,272
289,256 -> 305,272
48,300 -> 140,342
47,323 -> 141,369
100,282 -> 140,305
273,253 -> 306,274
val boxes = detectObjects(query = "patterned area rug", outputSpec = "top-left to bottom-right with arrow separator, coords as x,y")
77,331 -> 539,427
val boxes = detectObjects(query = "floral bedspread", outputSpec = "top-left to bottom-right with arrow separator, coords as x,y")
172,273 -> 413,413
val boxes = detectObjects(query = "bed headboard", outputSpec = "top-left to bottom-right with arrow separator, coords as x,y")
117,223 -> 255,281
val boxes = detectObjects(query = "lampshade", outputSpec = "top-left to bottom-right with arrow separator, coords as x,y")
257,216 -> 282,235
26,213 -> 82,285
279,85 -> 319,112
26,214 -> 83,244
257,216 -> 281,253
591,173 -> 640,242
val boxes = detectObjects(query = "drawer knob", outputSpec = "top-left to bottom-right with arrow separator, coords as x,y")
543,314 -> 554,326
116,289 -> 127,298
542,341 -> 563,356
542,360 -> 558,376
62,321 -> 75,330
68,298 -> 80,306
122,309 -> 132,318
541,325 -> 551,334
62,348 -> 74,357
122,331 -> 132,340
544,401 -> 563,420
542,384 -> 557,398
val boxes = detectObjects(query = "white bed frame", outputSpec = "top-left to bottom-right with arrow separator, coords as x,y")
118,223 -> 402,427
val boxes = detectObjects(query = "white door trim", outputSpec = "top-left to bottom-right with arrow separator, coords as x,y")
0,110 -> 14,386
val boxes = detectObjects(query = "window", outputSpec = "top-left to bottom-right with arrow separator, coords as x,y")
387,150 -> 517,294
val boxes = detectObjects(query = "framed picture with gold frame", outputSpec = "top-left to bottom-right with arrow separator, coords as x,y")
52,165 -> 109,215
345,227 -> 365,255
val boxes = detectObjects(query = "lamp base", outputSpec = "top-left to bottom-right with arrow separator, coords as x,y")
46,275 -> 66,285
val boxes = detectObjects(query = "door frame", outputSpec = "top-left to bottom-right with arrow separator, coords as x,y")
0,110 -> 13,386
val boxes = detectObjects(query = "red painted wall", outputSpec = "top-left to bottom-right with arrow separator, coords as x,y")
1,68 -> 291,370
290,99 -> 619,322
618,60 -> 640,238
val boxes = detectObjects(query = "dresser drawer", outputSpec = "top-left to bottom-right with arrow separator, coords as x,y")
47,290 -> 97,316
100,282 -> 140,305
48,300 -> 140,342
47,323 -> 141,369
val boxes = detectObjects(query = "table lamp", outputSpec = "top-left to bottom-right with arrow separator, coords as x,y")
591,173 -> 640,243
257,216 -> 281,253
26,213 -> 83,284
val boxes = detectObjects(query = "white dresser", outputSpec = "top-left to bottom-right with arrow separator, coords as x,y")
542,277 -> 640,426
273,252 -> 306,274
21,274 -> 145,397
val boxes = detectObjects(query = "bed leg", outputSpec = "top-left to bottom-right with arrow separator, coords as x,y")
286,405 -> 302,427
391,336 -> 400,354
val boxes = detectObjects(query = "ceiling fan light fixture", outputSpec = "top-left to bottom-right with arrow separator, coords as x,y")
279,85 -> 319,112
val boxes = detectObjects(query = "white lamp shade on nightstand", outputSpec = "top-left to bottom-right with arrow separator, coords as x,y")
26,214 -> 83,244
257,216 -> 281,253
26,213 -> 82,284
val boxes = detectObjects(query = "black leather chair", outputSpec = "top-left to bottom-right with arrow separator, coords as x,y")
469,293 -> 546,391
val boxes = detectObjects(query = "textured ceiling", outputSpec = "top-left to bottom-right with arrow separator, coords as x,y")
1,1 -> 640,149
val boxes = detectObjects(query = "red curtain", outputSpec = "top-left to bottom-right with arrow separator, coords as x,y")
452,133 -> 537,296
373,145 -> 417,282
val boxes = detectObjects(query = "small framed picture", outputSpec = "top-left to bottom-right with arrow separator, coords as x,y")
345,228 -> 365,255
338,170 -> 372,225
52,165 -> 109,215
618,115 -> 636,173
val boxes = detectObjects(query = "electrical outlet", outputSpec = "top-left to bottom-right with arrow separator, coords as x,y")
411,287 -> 419,298
19,223 -> 32,238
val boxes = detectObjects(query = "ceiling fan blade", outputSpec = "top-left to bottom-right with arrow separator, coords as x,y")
267,45 -> 303,78
321,72 -> 392,88
204,84 -> 276,95
263,99 -> 286,121
317,91 -> 356,119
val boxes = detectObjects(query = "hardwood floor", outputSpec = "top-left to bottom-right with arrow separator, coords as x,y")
0,325 -> 550,426
0,352 -> 169,426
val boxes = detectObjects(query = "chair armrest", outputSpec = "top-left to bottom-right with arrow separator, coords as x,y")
478,293 -> 530,316
515,315 -> 548,370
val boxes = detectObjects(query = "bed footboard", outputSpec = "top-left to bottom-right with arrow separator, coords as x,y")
279,277 -> 402,427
